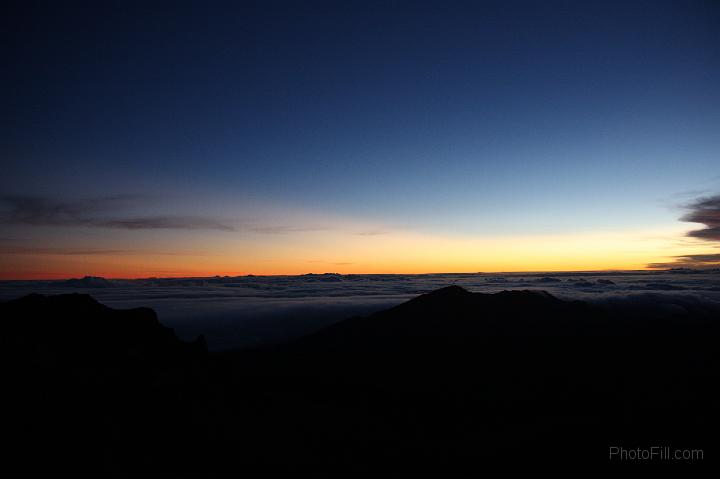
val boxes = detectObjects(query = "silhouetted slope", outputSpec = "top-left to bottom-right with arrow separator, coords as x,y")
3,288 -> 719,476
2,294 -> 208,478
2,293 -> 206,364
269,286 -> 720,469
292,285 -> 717,351
293,286 -> 603,349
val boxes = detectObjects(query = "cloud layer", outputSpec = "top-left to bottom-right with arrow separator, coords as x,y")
3,270 -> 720,350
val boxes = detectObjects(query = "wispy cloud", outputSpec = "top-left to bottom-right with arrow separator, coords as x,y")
0,245 -> 203,256
647,253 -> 720,270
646,194 -> 720,269
0,247 -> 132,256
307,260 -> 355,266
0,195 -> 391,238
353,229 -> 388,236
247,225 -> 328,234
682,195 -> 720,241
0,196 -> 236,232
99,217 -> 235,231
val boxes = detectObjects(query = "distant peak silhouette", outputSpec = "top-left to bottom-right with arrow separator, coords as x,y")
63,275 -> 114,288
415,284 -> 471,298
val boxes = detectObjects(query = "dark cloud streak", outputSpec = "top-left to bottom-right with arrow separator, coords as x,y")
0,196 -> 236,232
682,195 -> 720,241
100,217 -> 235,231
0,247 -> 132,256
647,254 -> 720,270
647,194 -> 720,269
247,225 -> 327,234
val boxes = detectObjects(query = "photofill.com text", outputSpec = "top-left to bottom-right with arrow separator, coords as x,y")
609,446 -> 703,461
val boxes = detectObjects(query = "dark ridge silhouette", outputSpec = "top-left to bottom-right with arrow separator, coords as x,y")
2,293 -> 206,362
3,287 -> 719,475
63,275 -> 114,288
2,294 -> 207,477
289,286 -> 602,351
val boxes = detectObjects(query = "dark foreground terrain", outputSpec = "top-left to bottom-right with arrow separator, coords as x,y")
2,286 -> 718,476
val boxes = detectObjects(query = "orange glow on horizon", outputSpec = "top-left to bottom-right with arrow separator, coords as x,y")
0,224 -> 711,280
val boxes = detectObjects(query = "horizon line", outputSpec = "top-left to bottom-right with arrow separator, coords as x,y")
0,268 -> 697,282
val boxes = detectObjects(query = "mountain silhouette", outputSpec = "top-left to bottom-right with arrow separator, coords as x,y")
2,293 -> 206,363
263,286 -> 720,470
2,294 -> 207,477
292,285 -> 608,349
63,275 -> 115,288
3,287 -> 718,475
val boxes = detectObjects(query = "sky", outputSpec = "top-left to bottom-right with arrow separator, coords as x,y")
2,0 -> 720,279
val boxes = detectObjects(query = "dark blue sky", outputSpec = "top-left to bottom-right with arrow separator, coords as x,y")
2,1 -> 719,277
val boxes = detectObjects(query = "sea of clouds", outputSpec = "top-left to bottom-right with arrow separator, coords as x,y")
2,270 -> 720,350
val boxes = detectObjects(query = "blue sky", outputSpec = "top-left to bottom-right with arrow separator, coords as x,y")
2,1 -> 719,277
